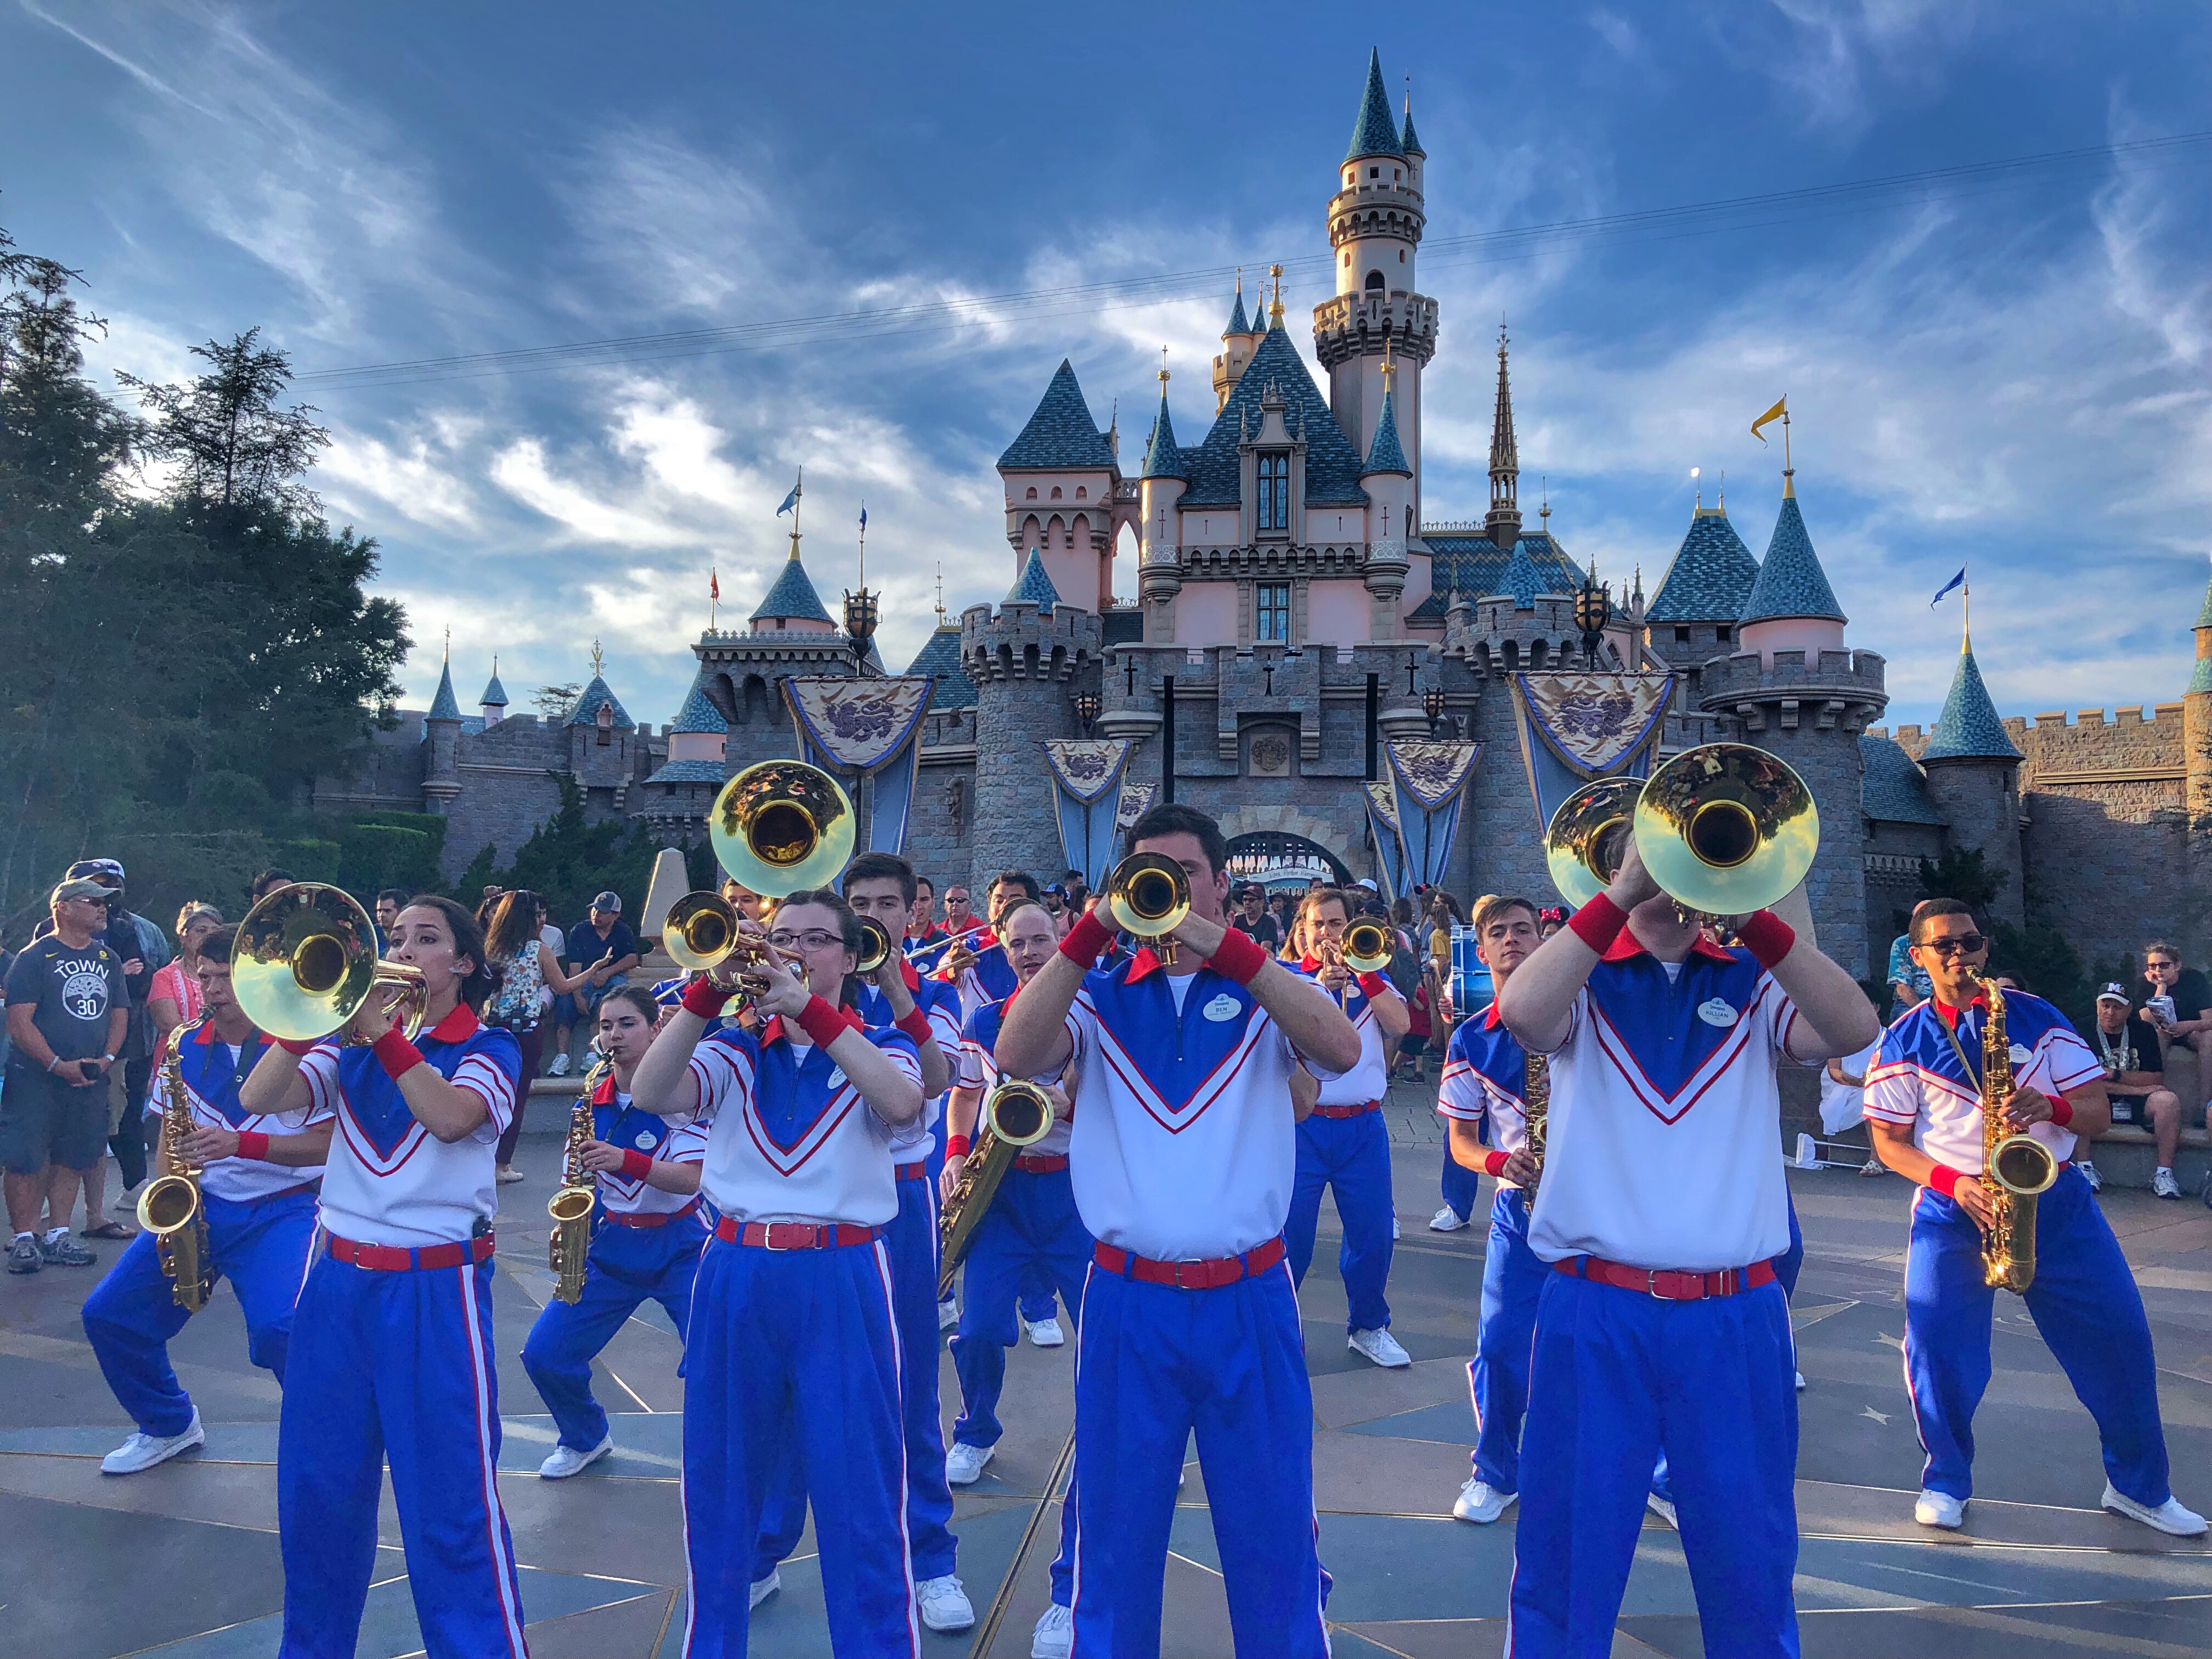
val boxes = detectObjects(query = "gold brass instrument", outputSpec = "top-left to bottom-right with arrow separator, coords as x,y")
709,760 -> 856,899
1974,977 -> 2056,1294
938,1078 -> 1056,1299
1339,919 -> 1395,976
546,1066 -> 601,1305
856,917 -> 893,975
1521,1052 -> 1549,1188
138,1026 -> 211,1313
232,883 -> 428,1045
1543,777 -> 1642,910
1105,853 -> 1190,967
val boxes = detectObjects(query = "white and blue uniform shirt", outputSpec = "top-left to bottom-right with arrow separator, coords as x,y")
1284,957 -> 1390,1107
153,1022 -> 331,1203
584,1068 -> 709,1217
298,1006 -> 522,1248
1526,933 -> 1805,1272
1437,1003 -> 1531,1187
958,992 -> 1073,1157
1062,954 -> 1351,1261
1863,989 -> 2102,1175
688,1012 -> 922,1227
855,968 -> 963,1159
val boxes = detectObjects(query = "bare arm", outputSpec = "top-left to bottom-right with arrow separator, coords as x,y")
1768,941 -> 1880,1063
629,1007 -> 708,1119
995,947 -> 1084,1081
175,1118 -> 335,1170
577,1140 -> 702,1195
537,942 -> 592,996
150,997 -> 184,1042
1289,1065 -> 1318,1123
236,1046 -> 318,1118
1173,910 -> 1361,1073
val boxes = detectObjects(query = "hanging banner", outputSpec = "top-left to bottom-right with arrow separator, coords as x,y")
1509,673 -> 1674,836
1115,781 -> 1156,835
1363,780 -> 1405,899
782,676 -> 935,854
1386,741 -> 1482,895
1043,739 -> 1133,889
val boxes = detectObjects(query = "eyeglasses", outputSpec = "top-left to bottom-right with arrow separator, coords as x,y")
766,929 -> 844,953
1919,934 -> 1988,957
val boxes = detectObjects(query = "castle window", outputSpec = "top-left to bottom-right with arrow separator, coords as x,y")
1369,166 -> 1379,178
1674,626 -> 1691,643
1051,486 -> 1063,500
1256,583 -> 1290,642
1076,486 -> 1086,499
1256,452 -> 1289,532
1026,487 -> 1037,499
1399,249 -> 1405,261
1716,624 -> 1733,644
1394,168 -> 1402,180
1365,270 -> 1385,292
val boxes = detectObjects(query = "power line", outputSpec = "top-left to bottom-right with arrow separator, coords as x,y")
294,131 -> 2211,391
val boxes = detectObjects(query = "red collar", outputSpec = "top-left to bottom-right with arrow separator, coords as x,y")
1600,928 -> 1736,966
898,957 -> 921,992
1482,1001 -> 1504,1030
591,1070 -> 621,1107
425,1005 -> 481,1044
1298,953 -> 1324,973
1931,992 -> 1988,1029
193,1019 -> 265,1047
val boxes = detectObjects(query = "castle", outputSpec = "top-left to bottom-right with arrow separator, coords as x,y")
315,52 -> 2212,980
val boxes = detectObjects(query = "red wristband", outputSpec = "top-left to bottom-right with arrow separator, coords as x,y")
1059,909 -> 1113,967
278,1037 -> 320,1057
1928,1163 -> 1963,1199
234,1130 -> 271,1161
2047,1096 -> 2073,1128
797,995 -> 850,1051
1482,1148 -> 1510,1177
1206,928 -> 1268,986
896,1008 -> 934,1046
1357,971 -> 1390,1000
945,1133 -> 971,1158
1567,894 -> 1629,955
1735,909 -> 1796,970
680,974 -> 727,1020
620,1148 -> 655,1181
371,1029 -> 422,1081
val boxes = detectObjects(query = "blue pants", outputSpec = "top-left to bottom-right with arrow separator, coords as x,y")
278,1251 -> 528,1659
1468,1186 -> 1541,1492
1072,1254 -> 1330,1659
686,1234 -> 916,1658
1440,1140 -> 1482,1224
1512,1267 -> 1799,1659
83,1187 -> 317,1438
1905,1167 -> 2170,1505
751,1170 -> 955,1587
521,1209 -> 705,1453
1284,1107 -> 1395,1333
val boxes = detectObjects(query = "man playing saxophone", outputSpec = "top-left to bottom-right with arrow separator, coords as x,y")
82,926 -> 335,1474
1863,898 -> 2205,1536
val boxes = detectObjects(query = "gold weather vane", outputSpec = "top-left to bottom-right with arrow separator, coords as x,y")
590,639 -> 605,680
443,627 -> 450,662
934,562 -> 946,627
1268,263 -> 1285,328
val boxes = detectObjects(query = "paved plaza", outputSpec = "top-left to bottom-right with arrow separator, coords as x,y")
3,1080 -> 2209,1657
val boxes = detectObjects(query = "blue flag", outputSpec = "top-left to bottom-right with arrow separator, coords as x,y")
1929,568 -> 1965,608
776,482 -> 799,517
859,504 -> 867,532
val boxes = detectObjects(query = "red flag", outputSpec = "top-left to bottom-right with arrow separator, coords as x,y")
710,568 -> 720,600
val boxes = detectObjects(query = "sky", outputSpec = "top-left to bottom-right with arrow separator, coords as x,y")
2,1 -> 2207,732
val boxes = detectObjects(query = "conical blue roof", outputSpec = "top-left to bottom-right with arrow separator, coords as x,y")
2192,568 -> 2212,693
751,553 -> 833,624
669,669 -> 727,735
479,670 -> 507,708
1179,327 -> 1367,507
1141,388 -> 1184,481
1922,645 -> 2019,761
998,360 -> 1116,470
1362,387 -> 1409,477
1495,543 -> 1548,609
1401,104 -> 1423,156
1224,288 -> 1251,337
427,659 -> 461,722
1740,493 -> 1845,624
1006,548 -> 1062,614
1646,507 -> 1760,625
906,623 -> 979,709
1346,49 -> 1404,162
565,675 -> 635,731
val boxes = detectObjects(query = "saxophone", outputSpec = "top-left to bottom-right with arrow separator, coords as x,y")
1976,976 -> 2058,1294
138,1025 -> 211,1313
1521,1052 -> 1549,1188
546,1067 -> 601,1305
937,1079 -> 1054,1300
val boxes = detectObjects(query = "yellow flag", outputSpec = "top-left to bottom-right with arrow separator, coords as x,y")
1751,397 -> 1787,444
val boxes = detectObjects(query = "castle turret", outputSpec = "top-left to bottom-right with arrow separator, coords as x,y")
1360,359 -> 1412,639
1645,494 -> 1759,674
1211,279 -> 1262,411
1484,326 -> 1521,550
2187,567 -> 2212,947
422,649 -> 462,815
1918,622 -> 2026,927
962,594 -> 1103,888
998,359 -> 1120,614
1138,368 -> 1187,642
751,544 -> 838,636
478,661 -> 508,726
1738,482 -> 1846,666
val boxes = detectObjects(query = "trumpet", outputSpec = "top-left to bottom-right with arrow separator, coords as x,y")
232,883 -> 428,1045
709,760 -> 856,899
1339,919 -> 1395,975
856,917 -> 893,975
1105,853 -> 1190,966
938,1079 -> 1056,1299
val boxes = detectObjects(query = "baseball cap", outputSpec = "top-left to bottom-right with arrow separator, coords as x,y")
52,876 -> 112,905
66,858 -> 126,884
591,891 -> 622,913
2096,982 -> 2130,1006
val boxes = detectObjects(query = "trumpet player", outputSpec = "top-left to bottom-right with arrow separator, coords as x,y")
1863,899 -> 2205,1537
520,987 -> 708,1480
628,888 -> 928,1659
1281,887 -> 1407,1369
81,927 -> 333,1475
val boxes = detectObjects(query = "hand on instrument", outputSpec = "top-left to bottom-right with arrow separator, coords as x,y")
2001,1087 -> 2055,1132
754,960 -> 813,1020
1168,907 -> 1227,961
938,1153 -> 966,1203
1952,1173 -> 1997,1230
943,938 -> 977,980
1316,946 -> 1350,994
1500,1148 -> 1542,1187
178,1124 -> 242,1165
577,1139 -> 628,1175
1604,834 -> 1661,910
1037,1081 -> 1071,1118
348,980 -> 404,1043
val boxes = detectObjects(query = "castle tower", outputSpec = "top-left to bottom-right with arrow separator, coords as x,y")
1313,50 -> 1438,529
1918,617 -> 2025,927
998,359 -> 1120,614
479,659 -> 508,726
1138,366 -> 1188,644
1211,279 -> 1262,411
963,592 -> 1102,886
1485,326 -> 1521,550
2187,567 -> 2212,947
1645,493 -> 1760,677
1359,357 -> 1412,639
422,647 -> 462,815
1737,480 -> 1846,667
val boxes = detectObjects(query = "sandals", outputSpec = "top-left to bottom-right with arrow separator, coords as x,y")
80,1220 -> 135,1240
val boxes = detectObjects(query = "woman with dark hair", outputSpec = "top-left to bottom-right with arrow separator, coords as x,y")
236,894 -> 529,1656
481,889 -> 594,1183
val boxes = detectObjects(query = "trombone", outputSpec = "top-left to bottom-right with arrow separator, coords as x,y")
1105,853 -> 1190,966
232,883 -> 428,1045
1339,919 -> 1395,975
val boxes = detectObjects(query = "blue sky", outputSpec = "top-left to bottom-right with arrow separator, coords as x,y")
3,2 -> 2207,731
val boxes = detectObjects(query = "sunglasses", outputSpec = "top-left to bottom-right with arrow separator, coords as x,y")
1919,933 -> 1988,957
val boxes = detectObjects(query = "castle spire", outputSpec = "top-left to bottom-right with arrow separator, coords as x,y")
1224,270 -> 1251,338
1485,323 -> 1522,550
1923,625 -> 2021,761
1346,48 -> 1404,162
1142,364 -> 1186,480
1267,263 -> 1285,330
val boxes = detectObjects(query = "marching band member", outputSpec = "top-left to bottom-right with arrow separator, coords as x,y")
1863,899 -> 2206,1536
1435,895 -> 1543,1525
83,927 -> 333,1474
628,887 -> 927,1659
521,986 -> 708,1479
1282,887 -> 1408,1369
748,853 -> 974,1633
238,895 -> 527,1659
936,871 -> 1035,1015
995,802 -> 1362,1659
1496,838 -> 1876,1658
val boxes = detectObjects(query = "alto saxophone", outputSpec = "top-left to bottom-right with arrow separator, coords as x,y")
546,1068 -> 601,1305
138,1025 -> 211,1312
1976,976 -> 2057,1294
1521,1052 -> 1549,1188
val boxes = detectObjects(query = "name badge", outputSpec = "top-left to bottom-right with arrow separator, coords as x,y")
2007,1043 -> 2031,1066
633,1130 -> 658,1150
1203,994 -> 1242,1023
1697,997 -> 1739,1028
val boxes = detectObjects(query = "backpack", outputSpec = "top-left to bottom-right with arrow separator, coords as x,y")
484,947 -> 544,1031
1384,929 -> 1421,997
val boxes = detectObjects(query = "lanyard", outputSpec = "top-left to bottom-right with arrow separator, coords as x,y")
1936,1005 -> 1983,1092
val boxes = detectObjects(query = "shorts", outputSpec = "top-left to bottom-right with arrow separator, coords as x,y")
2107,1091 -> 2153,1126
0,1066 -> 112,1174
554,975 -> 629,1028
1398,1035 -> 1430,1059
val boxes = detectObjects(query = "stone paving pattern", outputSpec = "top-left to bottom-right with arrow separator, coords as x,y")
3,1077 -> 2209,1656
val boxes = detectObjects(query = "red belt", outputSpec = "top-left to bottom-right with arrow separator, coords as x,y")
610,1198 -> 701,1229
1556,1254 -> 1776,1301
715,1217 -> 882,1250
895,1161 -> 929,1182
1308,1101 -> 1380,1119
1014,1154 -> 1069,1173
326,1232 -> 495,1272
1093,1235 -> 1285,1290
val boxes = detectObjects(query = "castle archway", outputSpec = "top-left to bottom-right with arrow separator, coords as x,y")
1226,832 -> 1348,891
1215,800 -> 1365,890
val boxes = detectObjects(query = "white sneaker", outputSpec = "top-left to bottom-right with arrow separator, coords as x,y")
2153,1167 -> 2182,1200
1915,1489 -> 1965,1528
112,1183 -> 144,1215
1859,1155 -> 1887,1178
1452,1476 -> 1513,1523
1645,1492 -> 1678,1530
916,1574 -> 975,1632
2103,1481 -> 2209,1537
1348,1327 -> 1412,1368
539,1436 -> 612,1479
549,1052 -> 572,1077
748,1568 -> 780,1610
938,1296 -> 958,1331
1032,1602 -> 1074,1659
1795,1370 -> 1806,1391
1429,1206 -> 1470,1232
100,1411 -> 205,1475
945,1441 -> 995,1486
2076,1159 -> 2102,1193
1024,1316 -> 1065,1348
496,1165 -> 526,1186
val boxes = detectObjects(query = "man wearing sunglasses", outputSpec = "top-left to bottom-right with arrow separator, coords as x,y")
1863,898 -> 2205,1537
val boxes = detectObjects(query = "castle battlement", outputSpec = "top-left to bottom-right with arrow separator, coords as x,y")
961,600 -> 1102,684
